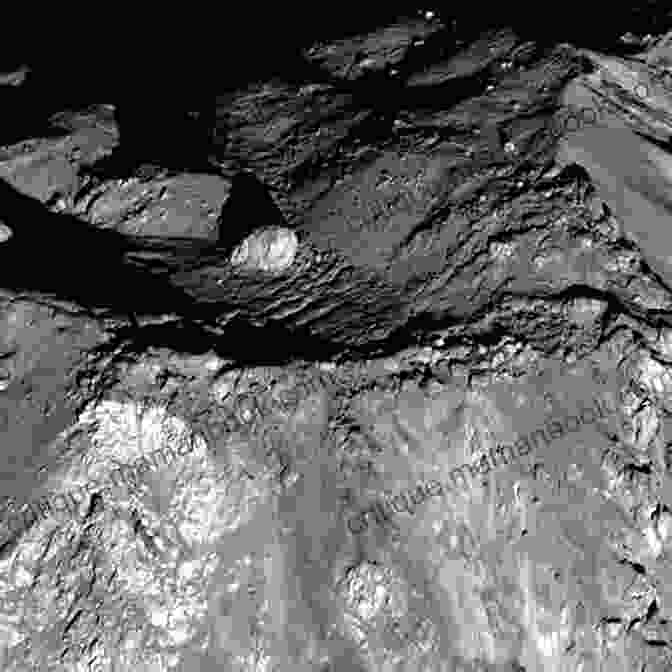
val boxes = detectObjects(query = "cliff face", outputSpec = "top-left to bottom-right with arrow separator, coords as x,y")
1,7 -> 672,672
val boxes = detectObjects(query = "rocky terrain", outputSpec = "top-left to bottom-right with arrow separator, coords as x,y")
1,6 -> 672,671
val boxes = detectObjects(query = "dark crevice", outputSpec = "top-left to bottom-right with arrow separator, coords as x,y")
112,317 -> 347,366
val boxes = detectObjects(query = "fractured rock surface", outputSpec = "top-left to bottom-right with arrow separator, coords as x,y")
230,227 -> 299,273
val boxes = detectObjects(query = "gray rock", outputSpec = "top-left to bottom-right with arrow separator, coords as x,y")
0,223 -> 12,243
230,226 -> 299,273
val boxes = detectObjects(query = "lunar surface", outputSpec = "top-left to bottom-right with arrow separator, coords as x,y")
1,6 -> 672,671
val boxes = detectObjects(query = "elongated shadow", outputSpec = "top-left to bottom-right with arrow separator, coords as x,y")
0,180 -> 395,362
0,178 -> 201,319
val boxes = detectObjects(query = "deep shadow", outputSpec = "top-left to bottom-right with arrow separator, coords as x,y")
110,315 -> 346,365
456,1 -> 672,55
4,4 -> 668,173
0,7 -> 427,156
0,178 -> 202,319
216,171 -> 288,250
0,178 -> 384,362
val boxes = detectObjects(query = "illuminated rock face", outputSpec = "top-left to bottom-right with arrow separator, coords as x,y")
0,223 -> 12,243
0,65 -> 29,87
230,226 -> 298,273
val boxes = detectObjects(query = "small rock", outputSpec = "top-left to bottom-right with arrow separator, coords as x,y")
230,226 -> 298,273
0,223 -> 13,243
0,65 -> 30,87
0,370 -> 11,392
